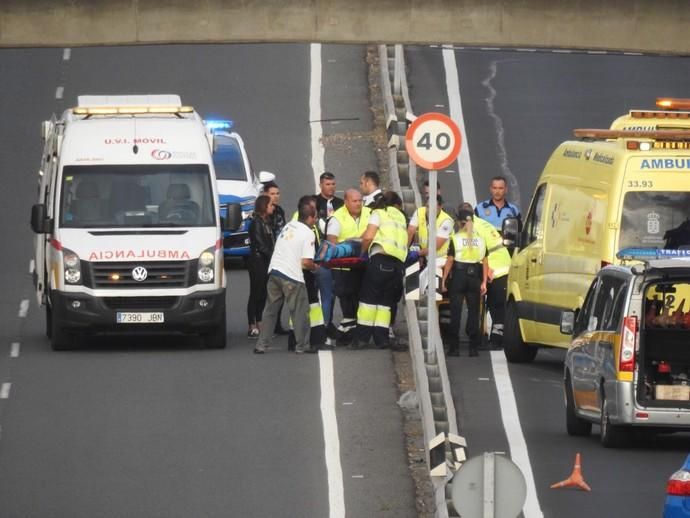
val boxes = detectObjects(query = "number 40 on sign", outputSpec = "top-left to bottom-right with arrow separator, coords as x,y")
405,112 -> 462,171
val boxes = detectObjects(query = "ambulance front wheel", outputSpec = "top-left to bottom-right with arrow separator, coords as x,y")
204,315 -> 227,349
503,300 -> 538,363
50,312 -> 74,351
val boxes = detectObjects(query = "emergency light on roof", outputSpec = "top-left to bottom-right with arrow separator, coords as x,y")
205,120 -> 234,132
72,105 -> 193,115
573,128 -> 690,140
616,248 -> 690,261
657,98 -> 690,110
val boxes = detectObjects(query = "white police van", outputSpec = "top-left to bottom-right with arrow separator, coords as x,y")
209,122 -> 275,262
31,95 -> 241,350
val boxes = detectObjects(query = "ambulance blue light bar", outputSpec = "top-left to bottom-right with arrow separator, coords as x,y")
206,120 -> 234,132
616,247 -> 690,261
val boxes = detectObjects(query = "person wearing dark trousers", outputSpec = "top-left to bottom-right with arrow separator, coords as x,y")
315,172 -> 343,339
246,195 -> 275,338
255,196 -> 319,354
327,189 -> 371,345
264,181 -> 289,335
352,191 -> 408,349
441,208 -> 489,357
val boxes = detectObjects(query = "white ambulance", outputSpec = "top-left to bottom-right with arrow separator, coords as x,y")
30,95 -> 241,350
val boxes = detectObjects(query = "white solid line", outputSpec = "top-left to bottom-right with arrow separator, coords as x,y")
309,43 -> 324,193
10,343 -> 20,358
18,299 -> 29,318
63,48 -> 71,61
55,86 -> 64,99
491,351 -> 543,518
319,350 -> 345,518
442,46 -> 477,206
0,383 -> 11,399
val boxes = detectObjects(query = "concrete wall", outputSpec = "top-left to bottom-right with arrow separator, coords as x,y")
2,0 -> 689,55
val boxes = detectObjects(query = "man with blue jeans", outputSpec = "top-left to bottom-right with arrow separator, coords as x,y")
255,196 -> 319,354
315,172 -> 343,338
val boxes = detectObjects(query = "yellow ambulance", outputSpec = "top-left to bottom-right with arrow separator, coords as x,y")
503,98 -> 690,363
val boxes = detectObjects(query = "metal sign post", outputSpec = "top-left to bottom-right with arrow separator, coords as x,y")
405,112 -> 462,362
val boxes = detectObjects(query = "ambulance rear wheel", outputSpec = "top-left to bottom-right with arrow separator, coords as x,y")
503,300 -> 538,363
565,372 -> 592,436
204,316 -> 227,349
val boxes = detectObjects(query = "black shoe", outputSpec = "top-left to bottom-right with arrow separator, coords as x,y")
274,325 -> 289,336
336,334 -> 353,347
326,323 -> 339,339
346,339 -> 365,350
253,348 -> 265,354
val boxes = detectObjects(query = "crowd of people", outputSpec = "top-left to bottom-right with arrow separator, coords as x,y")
244,170 -> 521,357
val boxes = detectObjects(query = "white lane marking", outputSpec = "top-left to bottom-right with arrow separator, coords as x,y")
351,474 -> 364,478
55,86 -> 64,99
481,61 -> 521,207
478,377 -> 491,381
0,383 -> 11,399
29,259 -> 35,274
552,49 -> 573,54
480,47 -> 501,51
18,299 -> 29,318
309,43 -> 324,193
624,52 -> 643,56
516,48 -> 537,52
442,46 -> 476,206
63,48 -> 71,61
10,343 -> 20,358
319,350 -> 345,518
434,104 -> 446,108
491,351 -> 543,518
342,401 -> 354,405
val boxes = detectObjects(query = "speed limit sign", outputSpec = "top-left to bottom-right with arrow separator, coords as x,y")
405,112 -> 462,170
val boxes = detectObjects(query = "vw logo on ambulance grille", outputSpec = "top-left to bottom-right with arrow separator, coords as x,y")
131,266 -> 148,282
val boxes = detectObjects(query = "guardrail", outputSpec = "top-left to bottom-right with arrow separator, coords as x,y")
379,44 -> 462,518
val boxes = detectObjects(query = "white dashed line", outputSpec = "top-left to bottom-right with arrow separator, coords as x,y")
10,343 -> 20,358
63,48 -> 71,61
55,86 -> 64,99
480,47 -> 501,51
516,48 -> 537,53
552,49 -> 573,54
351,474 -> 364,478
624,52 -> 643,56
0,383 -> 11,399
18,299 -> 29,318
29,259 -> 35,274
434,104 -> 446,108
342,401 -> 354,405
587,50 -> 608,55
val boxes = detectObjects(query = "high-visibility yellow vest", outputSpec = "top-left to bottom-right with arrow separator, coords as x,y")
450,230 -> 486,263
472,216 -> 511,277
371,207 -> 408,262
416,206 -> 454,257
331,205 -> 371,242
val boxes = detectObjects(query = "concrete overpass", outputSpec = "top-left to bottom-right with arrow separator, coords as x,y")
2,0 -> 689,55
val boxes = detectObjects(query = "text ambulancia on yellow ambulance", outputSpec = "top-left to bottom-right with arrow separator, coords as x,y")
502,98 -> 690,363
30,95 -> 242,351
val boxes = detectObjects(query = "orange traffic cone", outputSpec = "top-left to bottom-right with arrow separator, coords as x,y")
550,452 -> 591,491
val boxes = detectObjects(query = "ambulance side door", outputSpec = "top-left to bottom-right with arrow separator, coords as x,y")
510,183 -> 547,340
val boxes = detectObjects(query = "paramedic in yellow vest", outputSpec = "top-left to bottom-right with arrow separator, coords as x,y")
352,191 -> 408,349
287,196 -> 327,350
461,201 -> 512,350
441,208 -> 489,357
407,180 -> 454,260
327,188 -> 371,345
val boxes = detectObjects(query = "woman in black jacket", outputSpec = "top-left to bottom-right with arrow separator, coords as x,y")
247,195 -> 275,338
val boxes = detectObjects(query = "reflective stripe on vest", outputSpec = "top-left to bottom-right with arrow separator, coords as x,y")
451,231 -> 486,263
332,205 -> 371,242
371,207 -> 408,262
417,206 -> 453,257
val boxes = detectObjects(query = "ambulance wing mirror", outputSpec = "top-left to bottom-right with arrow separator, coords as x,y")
258,171 -> 275,184
221,203 -> 242,232
30,203 -> 51,234
502,217 -> 520,248
560,310 -> 575,335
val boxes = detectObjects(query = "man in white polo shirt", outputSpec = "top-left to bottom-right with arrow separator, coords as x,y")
255,196 -> 319,354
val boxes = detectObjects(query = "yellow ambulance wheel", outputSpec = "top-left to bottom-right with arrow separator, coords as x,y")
503,300 -> 538,363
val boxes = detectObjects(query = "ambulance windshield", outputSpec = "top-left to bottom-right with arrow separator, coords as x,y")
59,164 -> 216,228
619,192 -> 690,250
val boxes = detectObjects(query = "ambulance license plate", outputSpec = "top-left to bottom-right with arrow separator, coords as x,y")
116,312 -> 165,324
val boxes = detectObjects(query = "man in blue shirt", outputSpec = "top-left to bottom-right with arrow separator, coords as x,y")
475,176 -> 521,233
